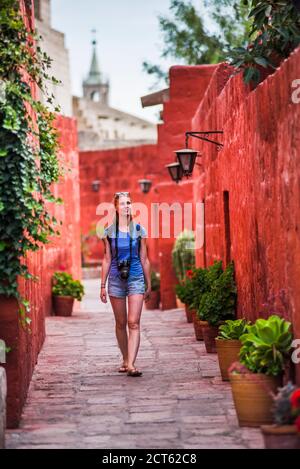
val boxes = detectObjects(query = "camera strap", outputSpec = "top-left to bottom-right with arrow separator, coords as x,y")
107,224 -> 141,262
136,224 -> 142,257
115,226 -> 132,265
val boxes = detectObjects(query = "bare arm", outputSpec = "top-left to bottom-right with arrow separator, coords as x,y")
100,237 -> 111,303
140,238 -> 151,294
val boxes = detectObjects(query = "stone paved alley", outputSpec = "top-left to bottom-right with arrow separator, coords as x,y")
5,279 -> 263,449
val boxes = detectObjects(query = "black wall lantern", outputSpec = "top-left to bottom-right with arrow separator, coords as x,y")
174,148 -> 198,178
165,162 -> 183,184
92,180 -> 101,192
172,131 -> 224,179
138,179 -> 152,194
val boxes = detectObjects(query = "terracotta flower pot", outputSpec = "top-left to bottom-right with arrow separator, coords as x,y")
200,321 -> 221,353
52,296 -> 74,317
184,305 -> 194,323
229,372 -> 282,427
260,425 -> 300,449
193,314 -> 204,341
145,290 -> 160,310
215,338 -> 242,381
261,424 -> 300,449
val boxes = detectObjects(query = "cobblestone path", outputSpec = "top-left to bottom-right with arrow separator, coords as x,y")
6,279 -> 263,449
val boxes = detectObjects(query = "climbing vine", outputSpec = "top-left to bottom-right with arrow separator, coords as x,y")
0,0 -> 64,327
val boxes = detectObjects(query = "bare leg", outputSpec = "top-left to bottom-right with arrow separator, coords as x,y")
127,294 -> 144,370
109,296 -> 128,368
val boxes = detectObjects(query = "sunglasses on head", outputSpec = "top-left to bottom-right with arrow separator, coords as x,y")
115,192 -> 130,196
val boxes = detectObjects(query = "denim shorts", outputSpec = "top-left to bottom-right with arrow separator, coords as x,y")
108,273 -> 146,298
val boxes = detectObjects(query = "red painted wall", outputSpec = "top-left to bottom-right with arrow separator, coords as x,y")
79,144 -> 160,269
156,65 -> 218,309
79,66 -> 218,310
79,35 -> 300,385
0,112 -> 81,427
191,50 -> 300,382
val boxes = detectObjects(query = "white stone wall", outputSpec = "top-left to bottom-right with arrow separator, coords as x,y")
0,368 -> 7,449
36,0 -> 51,25
73,96 -> 157,151
35,1 -> 73,116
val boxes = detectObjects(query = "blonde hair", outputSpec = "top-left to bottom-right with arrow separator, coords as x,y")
113,191 -> 131,208
112,192 -> 134,236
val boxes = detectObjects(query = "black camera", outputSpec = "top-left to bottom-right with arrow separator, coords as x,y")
117,259 -> 131,280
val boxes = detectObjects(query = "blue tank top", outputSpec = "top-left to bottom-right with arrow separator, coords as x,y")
104,223 -> 147,278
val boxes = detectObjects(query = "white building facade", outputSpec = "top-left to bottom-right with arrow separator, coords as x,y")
33,0 -> 157,150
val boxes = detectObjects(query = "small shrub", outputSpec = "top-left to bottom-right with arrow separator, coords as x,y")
52,272 -> 85,301
198,261 -> 237,326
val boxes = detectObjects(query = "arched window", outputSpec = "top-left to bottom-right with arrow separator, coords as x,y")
91,91 -> 100,102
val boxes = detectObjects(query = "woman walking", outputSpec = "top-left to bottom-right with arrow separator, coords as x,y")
100,192 -> 151,377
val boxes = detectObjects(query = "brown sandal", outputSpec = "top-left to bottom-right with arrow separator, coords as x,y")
118,365 -> 128,373
127,368 -> 143,377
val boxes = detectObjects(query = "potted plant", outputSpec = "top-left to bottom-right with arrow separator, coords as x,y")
175,277 -> 194,323
261,382 -> 300,449
52,271 -> 85,317
229,315 -> 293,427
192,310 -> 204,341
145,270 -> 160,309
215,319 -> 250,381
187,266 -> 210,337
184,269 -> 197,324
175,282 -> 186,311
172,230 -> 195,308
198,261 -> 237,353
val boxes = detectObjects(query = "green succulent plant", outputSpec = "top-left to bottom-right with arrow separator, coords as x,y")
239,315 -> 293,376
218,319 -> 250,341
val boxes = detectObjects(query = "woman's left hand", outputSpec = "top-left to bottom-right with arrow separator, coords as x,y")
144,287 -> 151,302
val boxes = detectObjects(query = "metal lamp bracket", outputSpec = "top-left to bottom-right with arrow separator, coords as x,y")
185,131 -> 224,151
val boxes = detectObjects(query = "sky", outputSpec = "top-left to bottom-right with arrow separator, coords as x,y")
51,0 -> 186,123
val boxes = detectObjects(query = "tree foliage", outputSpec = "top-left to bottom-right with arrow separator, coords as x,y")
229,1 -> 300,85
143,0 -> 251,86
144,0 -> 300,87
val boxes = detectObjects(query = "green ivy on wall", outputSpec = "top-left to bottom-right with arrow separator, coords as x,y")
0,0 -> 65,328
